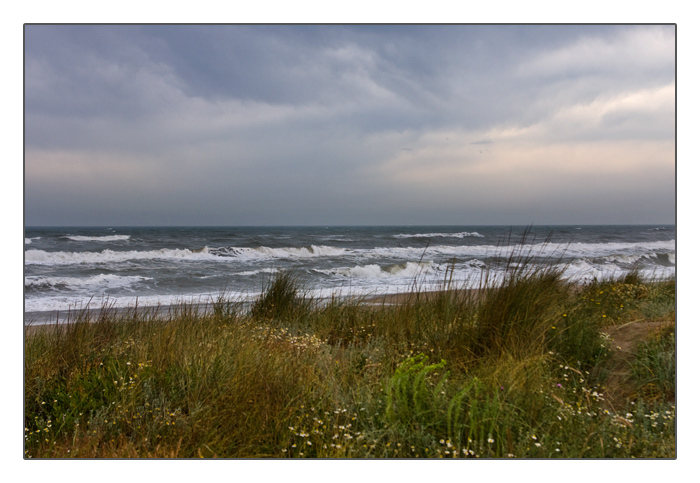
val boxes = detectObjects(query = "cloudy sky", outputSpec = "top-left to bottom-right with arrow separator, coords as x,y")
24,24 -> 676,226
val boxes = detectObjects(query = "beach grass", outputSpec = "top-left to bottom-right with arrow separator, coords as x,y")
24,261 -> 675,458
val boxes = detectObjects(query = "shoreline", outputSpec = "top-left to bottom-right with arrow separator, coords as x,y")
24,287 -> 482,328
23,302 -> 217,327
23,275 -> 665,329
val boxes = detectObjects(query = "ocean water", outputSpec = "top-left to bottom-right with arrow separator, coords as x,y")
24,225 -> 676,321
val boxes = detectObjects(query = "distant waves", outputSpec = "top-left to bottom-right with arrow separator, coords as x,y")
24,225 -> 676,316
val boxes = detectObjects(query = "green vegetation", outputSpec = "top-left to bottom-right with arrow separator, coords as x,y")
24,255 -> 675,458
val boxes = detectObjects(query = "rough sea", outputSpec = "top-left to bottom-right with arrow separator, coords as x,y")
24,225 -> 676,323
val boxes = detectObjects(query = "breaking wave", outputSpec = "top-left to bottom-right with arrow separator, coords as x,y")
315,261 -> 439,280
25,248 -> 217,265
393,231 -> 484,239
63,235 -> 131,242
25,239 -> 675,267
25,274 -> 152,291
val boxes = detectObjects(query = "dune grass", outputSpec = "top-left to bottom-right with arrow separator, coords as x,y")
24,254 -> 675,458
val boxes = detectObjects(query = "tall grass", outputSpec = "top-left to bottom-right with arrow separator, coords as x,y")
24,241 -> 675,458
631,322 -> 676,402
250,271 -> 314,321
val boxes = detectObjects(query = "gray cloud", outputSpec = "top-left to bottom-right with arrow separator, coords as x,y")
24,25 -> 675,226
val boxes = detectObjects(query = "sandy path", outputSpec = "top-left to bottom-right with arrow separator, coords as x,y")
601,320 -> 673,410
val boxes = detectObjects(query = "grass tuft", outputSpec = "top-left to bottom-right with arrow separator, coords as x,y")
250,271 -> 313,321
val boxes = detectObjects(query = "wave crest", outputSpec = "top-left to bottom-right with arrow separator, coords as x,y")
63,235 -> 131,242
393,231 -> 484,239
25,274 -> 152,291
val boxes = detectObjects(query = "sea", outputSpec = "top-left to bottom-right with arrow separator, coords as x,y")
24,225 -> 676,323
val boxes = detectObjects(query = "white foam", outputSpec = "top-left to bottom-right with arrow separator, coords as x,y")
601,254 -> 644,264
234,268 -> 280,277
393,231 -> 484,239
25,273 -> 153,291
24,291 -> 259,315
24,248 -> 220,265
63,235 -> 131,242
316,261 -> 438,280
371,239 -> 676,261
559,240 -> 675,257
24,239 -> 676,267
215,245 -> 350,260
562,259 -> 675,283
24,244 -> 350,266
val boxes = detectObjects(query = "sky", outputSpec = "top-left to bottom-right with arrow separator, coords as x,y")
24,24 -> 676,226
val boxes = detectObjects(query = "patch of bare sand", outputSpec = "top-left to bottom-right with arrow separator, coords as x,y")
601,320 -> 674,410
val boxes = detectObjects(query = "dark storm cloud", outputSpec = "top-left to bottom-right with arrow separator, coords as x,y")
24,24 -> 675,226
